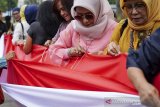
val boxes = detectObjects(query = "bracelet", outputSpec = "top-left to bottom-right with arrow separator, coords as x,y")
68,48 -> 72,57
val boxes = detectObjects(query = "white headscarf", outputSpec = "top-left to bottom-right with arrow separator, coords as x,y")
71,0 -> 114,39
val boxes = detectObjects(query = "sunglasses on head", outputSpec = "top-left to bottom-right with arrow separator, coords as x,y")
74,13 -> 94,21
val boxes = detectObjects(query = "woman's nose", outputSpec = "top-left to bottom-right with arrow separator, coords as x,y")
131,8 -> 138,14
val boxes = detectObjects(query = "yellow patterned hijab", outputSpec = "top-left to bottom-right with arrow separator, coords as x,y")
120,0 -> 160,31
20,5 -> 27,21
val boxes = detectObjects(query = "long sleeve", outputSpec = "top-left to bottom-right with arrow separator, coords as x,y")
12,21 -> 30,45
49,20 -> 116,66
127,28 -> 160,82
12,23 -> 22,45
52,22 -> 69,42
49,24 -> 73,65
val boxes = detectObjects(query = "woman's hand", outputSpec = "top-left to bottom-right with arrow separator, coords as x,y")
16,40 -> 25,46
68,46 -> 85,57
128,67 -> 160,107
5,51 -> 15,60
138,83 -> 160,107
44,40 -> 52,47
51,38 -> 57,44
107,42 -> 120,56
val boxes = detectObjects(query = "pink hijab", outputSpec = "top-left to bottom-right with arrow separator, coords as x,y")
71,0 -> 114,39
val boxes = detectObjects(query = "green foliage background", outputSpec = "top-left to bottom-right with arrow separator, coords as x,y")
0,0 -> 118,12
0,0 -> 18,12
24,0 -> 42,5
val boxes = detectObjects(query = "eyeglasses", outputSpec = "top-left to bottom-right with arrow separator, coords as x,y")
74,13 -> 94,21
12,12 -> 19,16
123,2 -> 146,12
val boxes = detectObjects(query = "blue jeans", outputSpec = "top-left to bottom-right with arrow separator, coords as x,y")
0,57 -> 7,69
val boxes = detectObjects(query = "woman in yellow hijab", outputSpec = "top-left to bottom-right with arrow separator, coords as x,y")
12,5 -> 30,45
104,0 -> 160,56
20,5 -> 27,21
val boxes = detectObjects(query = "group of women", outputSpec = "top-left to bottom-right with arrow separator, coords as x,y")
1,0 -> 160,106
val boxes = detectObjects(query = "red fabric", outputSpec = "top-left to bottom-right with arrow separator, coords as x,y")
153,73 -> 160,92
4,34 -> 14,55
0,69 -> 4,104
3,34 -> 137,95
7,54 -> 137,95
3,35 -> 159,96
4,35 -> 49,62
0,86 -> 4,104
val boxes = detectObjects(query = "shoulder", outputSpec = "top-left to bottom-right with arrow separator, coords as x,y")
21,21 -> 30,27
58,22 -> 69,32
119,19 -> 127,25
59,22 -> 75,40
29,21 -> 40,30
111,19 -> 128,34
118,19 -> 128,29
14,23 -> 22,29
30,21 -> 39,27
107,19 -> 118,29
62,22 -> 74,34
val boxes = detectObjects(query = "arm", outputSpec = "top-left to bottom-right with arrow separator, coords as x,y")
127,28 -> 160,107
49,27 -> 72,60
12,23 -> 22,45
105,42 -> 120,56
0,51 -> 15,69
49,24 -> 85,65
103,20 -> 124,55
23,35 -> 32,54
127,67 -> 160,107
51,22 -> 68,44
44,40 -> 52,47
51,29 -> 61,44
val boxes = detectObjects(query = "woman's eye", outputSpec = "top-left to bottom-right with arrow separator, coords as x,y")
136,4 -> 145,8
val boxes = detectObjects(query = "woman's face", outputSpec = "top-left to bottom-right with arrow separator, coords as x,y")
124,0 -> 148,25
56,1 -> 71,22
74,7 -> 94,27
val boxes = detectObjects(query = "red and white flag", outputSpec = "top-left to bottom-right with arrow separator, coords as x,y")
0,35 -> 149,107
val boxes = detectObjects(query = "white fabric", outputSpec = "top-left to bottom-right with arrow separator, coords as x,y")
71,0 -> 114,39
2,92 -> 25,107
0,34 -> 4,58
12,21 -> 30,45
1,83 -> 145,107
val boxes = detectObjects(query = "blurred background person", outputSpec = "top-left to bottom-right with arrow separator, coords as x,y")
12,7 -> 21,22
0,10 -> 7,38
4,16 -> 14,34
23,1 -> 60,54
24,5 -> 38,25
12,5 -> 30,45
50,0 -> 74,44
12,7 -> 21,29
